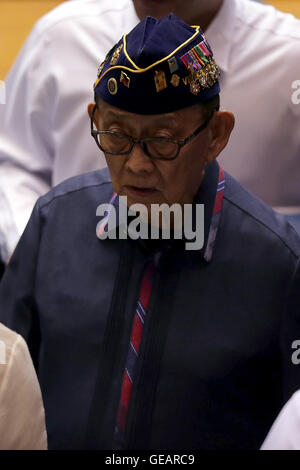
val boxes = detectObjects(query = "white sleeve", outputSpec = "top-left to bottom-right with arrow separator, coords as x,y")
0,334 -> 47,450
261,390 -> 300,450
0,20 -> 55,262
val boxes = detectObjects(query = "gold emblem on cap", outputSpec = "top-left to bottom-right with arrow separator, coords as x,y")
94,61 -> 105,88
94,51 -> 112,89
168,56 -> 179,74
154,70 -> 167,93
170,74 -> 180,87
120,71 -> 130,88
110,44 -> 123,65
107,77 -> 118,95
97,62 -> 105,78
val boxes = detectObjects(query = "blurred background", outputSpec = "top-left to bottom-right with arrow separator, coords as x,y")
0,0 -> 63,79
0,0 -> 300,80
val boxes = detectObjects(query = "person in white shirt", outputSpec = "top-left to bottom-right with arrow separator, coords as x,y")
0,0 -> 300,262
0,322 -> 47,449
261,390 -> 300,450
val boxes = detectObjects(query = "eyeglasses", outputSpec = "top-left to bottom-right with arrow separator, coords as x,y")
90,104 -> 215,161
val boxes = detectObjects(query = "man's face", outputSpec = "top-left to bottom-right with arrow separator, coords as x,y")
93,100 -> 214,211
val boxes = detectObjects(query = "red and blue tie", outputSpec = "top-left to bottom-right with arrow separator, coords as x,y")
114,258 -> 155,448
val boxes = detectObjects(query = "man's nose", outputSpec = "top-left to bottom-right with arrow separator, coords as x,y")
125,142 -> 155,174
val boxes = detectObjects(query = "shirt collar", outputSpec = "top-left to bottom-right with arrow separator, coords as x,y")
205,0 -> 237,74
97,160 -> 225,263
195,160 -> 225,262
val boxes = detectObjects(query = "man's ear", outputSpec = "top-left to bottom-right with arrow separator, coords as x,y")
87,102 -> 100,129
206,111 -> 235,163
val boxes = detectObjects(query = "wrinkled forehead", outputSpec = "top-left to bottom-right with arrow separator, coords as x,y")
96,98 -> 204,126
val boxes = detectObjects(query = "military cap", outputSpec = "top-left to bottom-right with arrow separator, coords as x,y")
94,13 -> 220,114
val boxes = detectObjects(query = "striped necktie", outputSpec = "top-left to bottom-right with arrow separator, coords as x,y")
114,258 -> 155,448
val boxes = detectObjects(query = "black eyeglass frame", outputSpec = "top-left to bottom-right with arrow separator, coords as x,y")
90,104 -> 216,161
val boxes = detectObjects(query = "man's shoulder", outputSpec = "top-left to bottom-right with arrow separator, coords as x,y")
237,0 -> 300,43
32,0 -> 133,38
224,172 -> 300,259
38,169 -> 113,211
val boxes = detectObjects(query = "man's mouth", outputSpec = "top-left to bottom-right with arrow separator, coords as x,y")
125,185 -> 158,197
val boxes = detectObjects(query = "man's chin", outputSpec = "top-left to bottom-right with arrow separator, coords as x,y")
133,0 -> 172,20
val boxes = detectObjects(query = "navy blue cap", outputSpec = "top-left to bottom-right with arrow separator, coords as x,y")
94,14 -> 220,114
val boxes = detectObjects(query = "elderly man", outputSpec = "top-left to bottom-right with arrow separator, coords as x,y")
0,15 -> 300,450
1,0 -> 300,264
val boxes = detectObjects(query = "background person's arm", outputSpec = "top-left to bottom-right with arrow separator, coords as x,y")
0,324 -> 47,450
0,17 -> 56,263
